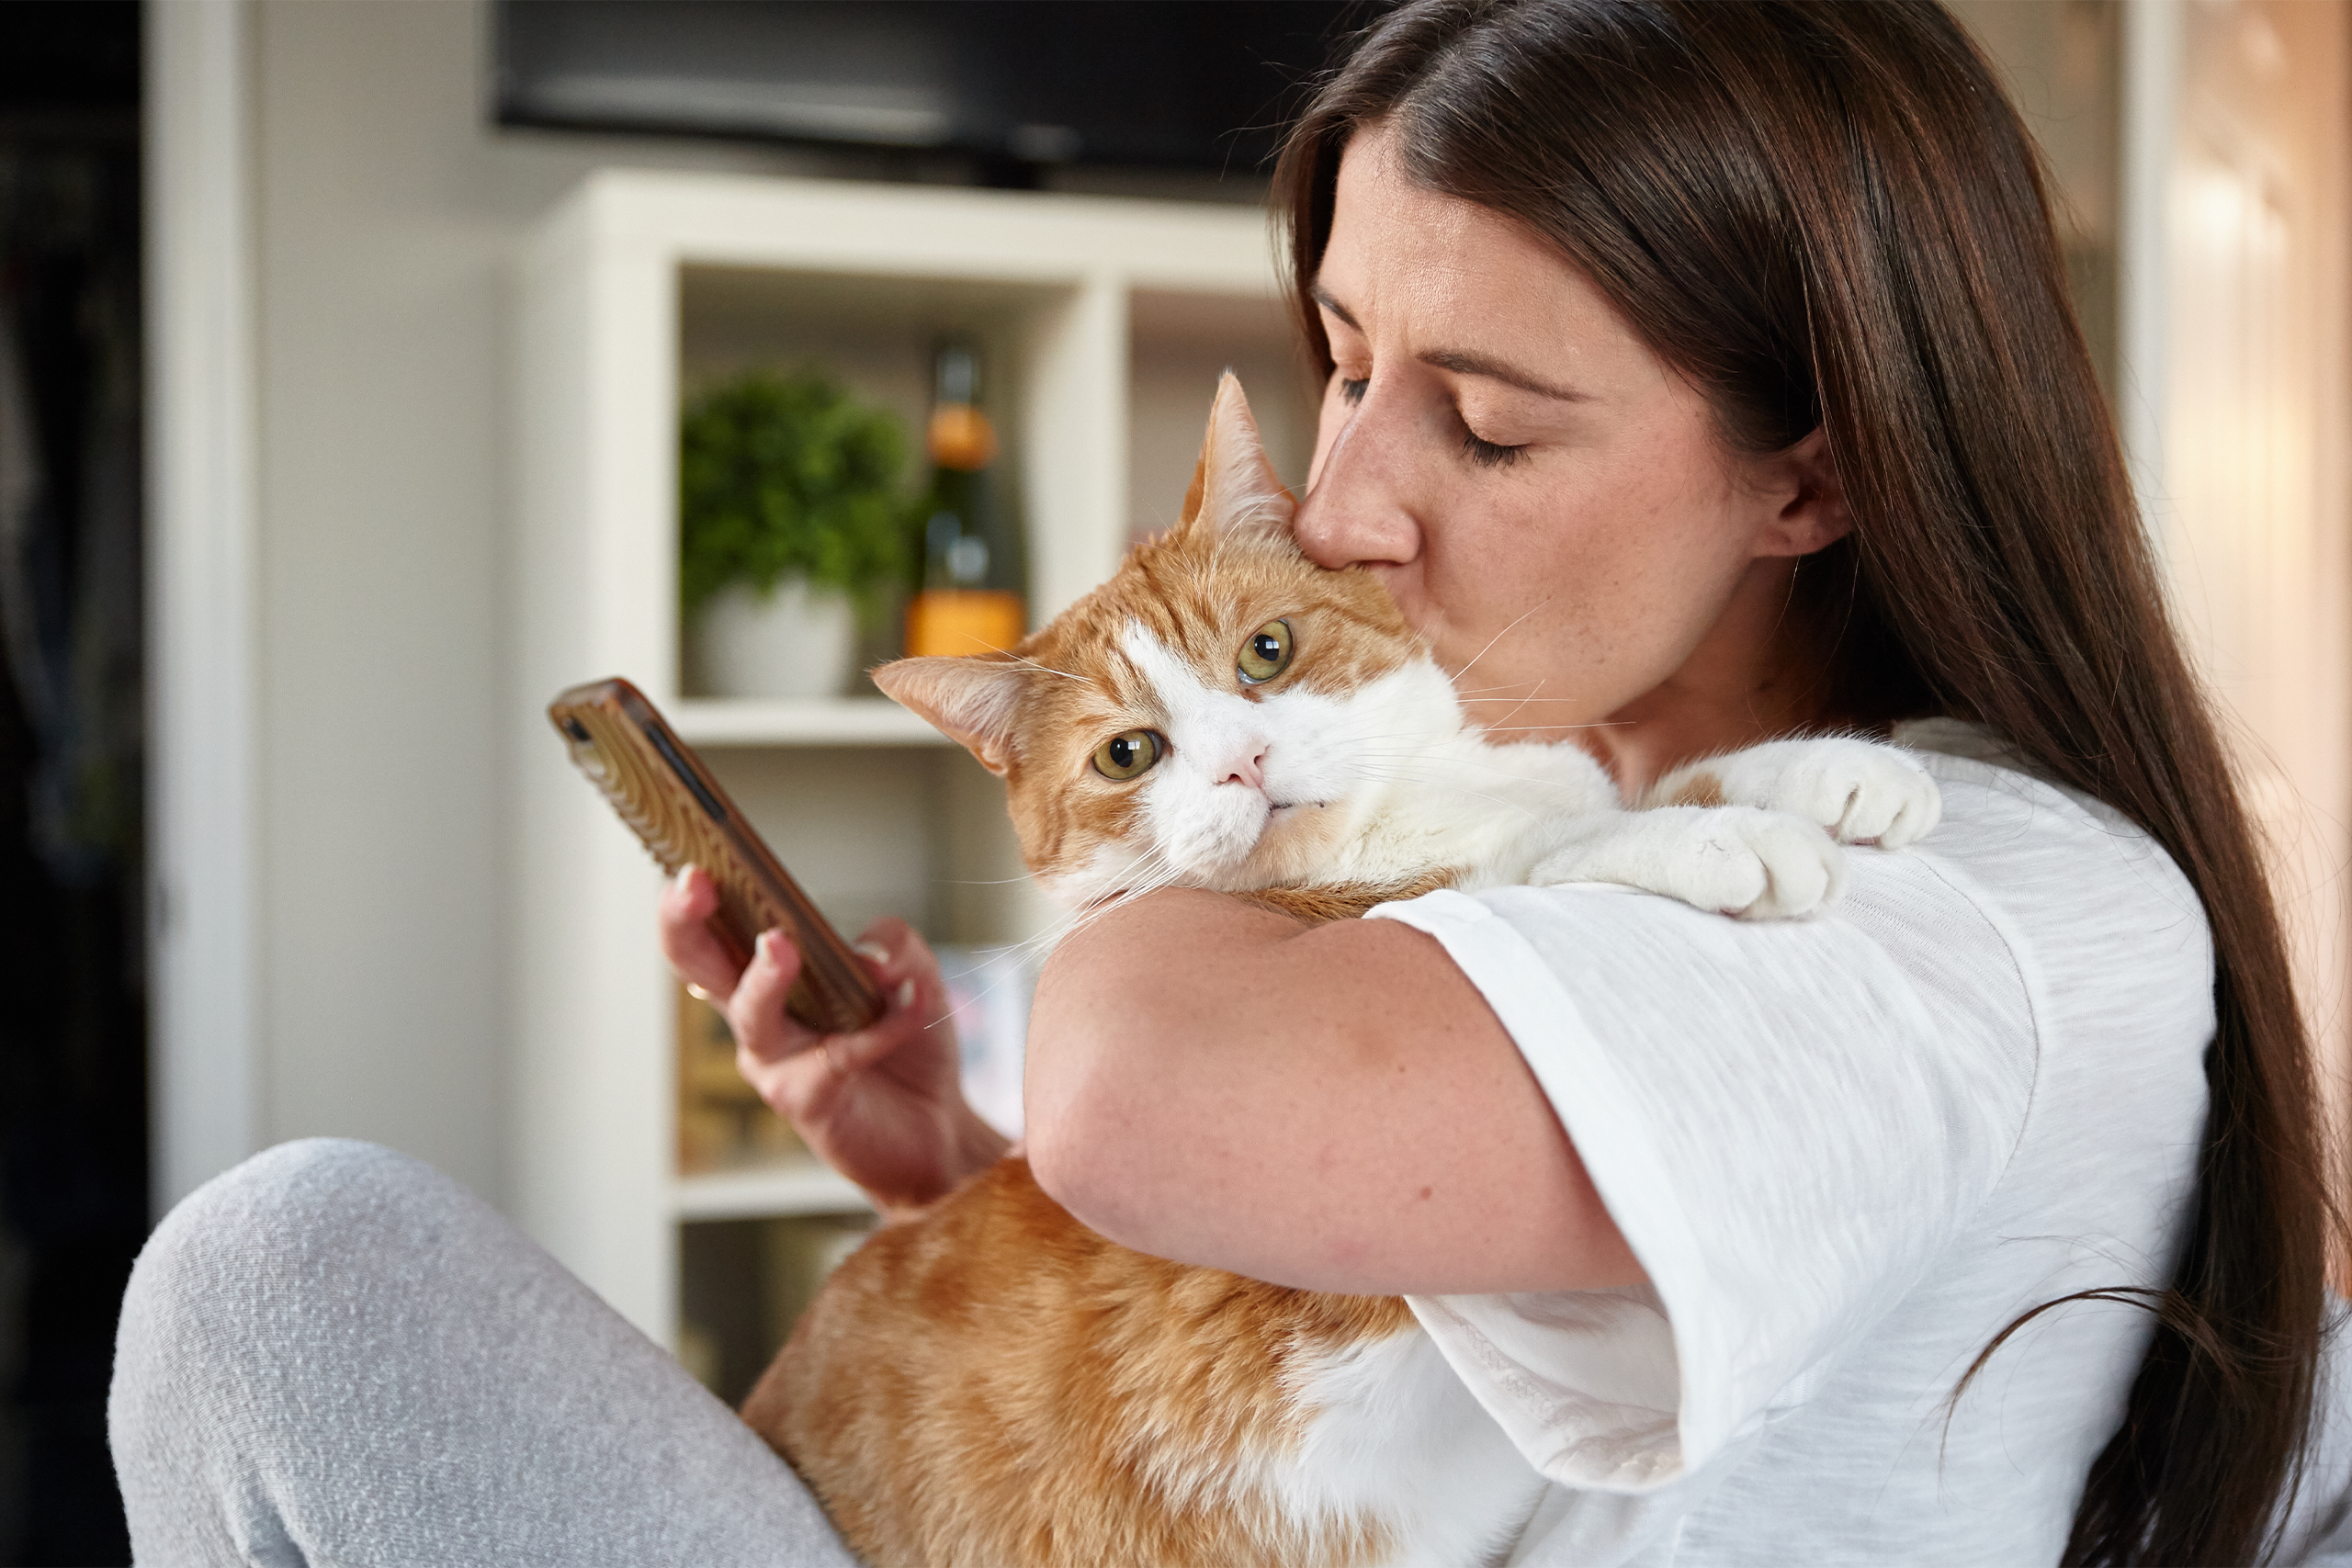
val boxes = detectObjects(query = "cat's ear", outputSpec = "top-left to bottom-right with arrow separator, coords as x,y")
1177,371 -> 1295,540
870,654 -> 1029,775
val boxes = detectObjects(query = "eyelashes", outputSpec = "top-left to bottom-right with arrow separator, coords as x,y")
1334,374 -> 1525,468
1461,430 -> 1526,469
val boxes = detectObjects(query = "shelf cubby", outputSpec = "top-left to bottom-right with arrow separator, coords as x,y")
513,169 -> 1312,1350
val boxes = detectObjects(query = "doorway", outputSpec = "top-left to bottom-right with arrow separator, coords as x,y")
0,2 -> 144,1561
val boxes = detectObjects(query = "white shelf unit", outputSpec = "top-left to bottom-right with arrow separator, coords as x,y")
674,1162 -> 873,1224
668,697 -> 948,748
511,169 -> 1314,1347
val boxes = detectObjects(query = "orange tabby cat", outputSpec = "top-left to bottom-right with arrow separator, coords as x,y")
740,376 -> 1938,1568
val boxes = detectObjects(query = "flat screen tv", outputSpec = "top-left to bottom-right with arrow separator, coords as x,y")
494,1 -> 1361,179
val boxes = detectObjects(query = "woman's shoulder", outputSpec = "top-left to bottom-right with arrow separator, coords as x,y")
1894,716 -> 2134,826
1880,716 -> 2213,1079
1385,716 -> 2208,1100
1892,716 -> 2204,927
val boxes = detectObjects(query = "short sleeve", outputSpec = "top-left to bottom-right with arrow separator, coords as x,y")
1369,851 -> 2036,1494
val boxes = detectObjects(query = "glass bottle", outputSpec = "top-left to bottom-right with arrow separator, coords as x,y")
903,336 -> 1026,657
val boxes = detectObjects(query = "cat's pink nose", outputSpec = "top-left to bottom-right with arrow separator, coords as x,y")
1219,749 -> 1268,790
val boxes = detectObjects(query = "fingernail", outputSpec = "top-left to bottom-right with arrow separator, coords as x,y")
673,864 -> 697,893
894,977 -> 916,1011
855,941 -> 890,965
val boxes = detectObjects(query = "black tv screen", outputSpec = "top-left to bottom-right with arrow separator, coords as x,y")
494,2 -> 1361,176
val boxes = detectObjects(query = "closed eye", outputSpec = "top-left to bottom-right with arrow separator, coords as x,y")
1329,346 -> 1519,464
1461,427 -> 1525,468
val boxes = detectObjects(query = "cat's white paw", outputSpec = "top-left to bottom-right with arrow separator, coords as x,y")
1698,739 -> 1941,849
1532,807 -> 1845,920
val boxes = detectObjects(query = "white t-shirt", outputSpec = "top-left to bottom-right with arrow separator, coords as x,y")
1371,719 -> 2351,1566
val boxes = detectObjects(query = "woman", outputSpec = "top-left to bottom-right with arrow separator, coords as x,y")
680,2 -> 2347,1561
113,2 -> 2348,1563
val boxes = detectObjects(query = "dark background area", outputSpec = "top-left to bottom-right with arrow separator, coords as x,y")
0,1 -> 145,1562
497,0 -> 1356,185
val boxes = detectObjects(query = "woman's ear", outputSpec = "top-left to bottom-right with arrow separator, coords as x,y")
1750,426 -> 1853,558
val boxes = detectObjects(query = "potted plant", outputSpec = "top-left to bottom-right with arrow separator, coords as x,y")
679,368 -> 910,699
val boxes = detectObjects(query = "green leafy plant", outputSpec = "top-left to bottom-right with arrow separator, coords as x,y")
679,369 -> 910,620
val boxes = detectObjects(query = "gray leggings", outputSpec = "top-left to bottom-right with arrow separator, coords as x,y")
107,1138 -> 859,1567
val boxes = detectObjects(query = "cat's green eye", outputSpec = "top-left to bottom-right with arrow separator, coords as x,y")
1237,619 -> 1294,685
1092,728 -> 1164,782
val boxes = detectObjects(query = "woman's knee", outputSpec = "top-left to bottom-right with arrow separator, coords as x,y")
111,1137 -> 484,1520
118,1136 -> 492,1375
135,1139 -> 458,1290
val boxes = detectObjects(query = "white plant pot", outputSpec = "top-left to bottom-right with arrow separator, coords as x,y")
689,578 -> 857,700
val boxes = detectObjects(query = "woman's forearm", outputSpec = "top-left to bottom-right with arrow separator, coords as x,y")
1023,888 -> 1646,1296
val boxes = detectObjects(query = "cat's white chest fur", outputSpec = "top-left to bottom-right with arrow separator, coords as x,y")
1331,673 -> 1625,890
1261,1324 -> 1546,1566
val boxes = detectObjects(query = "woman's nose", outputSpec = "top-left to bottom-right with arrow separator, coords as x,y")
1292,380 -> 1421,571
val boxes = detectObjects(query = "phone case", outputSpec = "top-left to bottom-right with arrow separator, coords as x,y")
547,677 -> 885,1036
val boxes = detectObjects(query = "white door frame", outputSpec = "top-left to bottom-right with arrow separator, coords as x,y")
2119,0 -> 2182,526
145,0 -> 262,1214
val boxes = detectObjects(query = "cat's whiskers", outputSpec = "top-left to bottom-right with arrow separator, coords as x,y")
1001,655 -> 1086,682
1003,843 -> 1188,966
1345,749 -> 1609,788
1445,685 -> 1585,700
1473,679 -> 1590,739
1340,762 -> 1553,825
1316,716 -> 1567,801
926,848 -> 1192,1033
1464,721 -> 1634,732
1448,598 -> 1552,687
1440,669 -> 1614,738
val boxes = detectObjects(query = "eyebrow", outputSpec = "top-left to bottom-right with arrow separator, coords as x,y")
1420,350 -> 1589,403
1309,283 -> 1363,332
1309,283 -> 1589,403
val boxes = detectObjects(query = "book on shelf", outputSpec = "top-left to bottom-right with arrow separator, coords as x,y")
676,983 -> 811,1174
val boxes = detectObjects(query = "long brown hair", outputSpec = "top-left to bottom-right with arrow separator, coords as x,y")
1275,3 -> 2337,1562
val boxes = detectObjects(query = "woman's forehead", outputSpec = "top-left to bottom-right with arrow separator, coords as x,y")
1317,128 -> 1665,400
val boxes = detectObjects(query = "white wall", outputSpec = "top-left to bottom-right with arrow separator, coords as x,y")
243,1 -> 820,1204
2143,0 -> 2352,1144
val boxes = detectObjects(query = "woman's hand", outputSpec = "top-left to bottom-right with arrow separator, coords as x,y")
659,866 -> 1009,1218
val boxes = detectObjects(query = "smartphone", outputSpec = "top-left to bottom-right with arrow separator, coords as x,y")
547,677 -> 886,1036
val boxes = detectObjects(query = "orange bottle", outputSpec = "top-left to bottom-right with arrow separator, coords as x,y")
904,338 -> 1026,657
